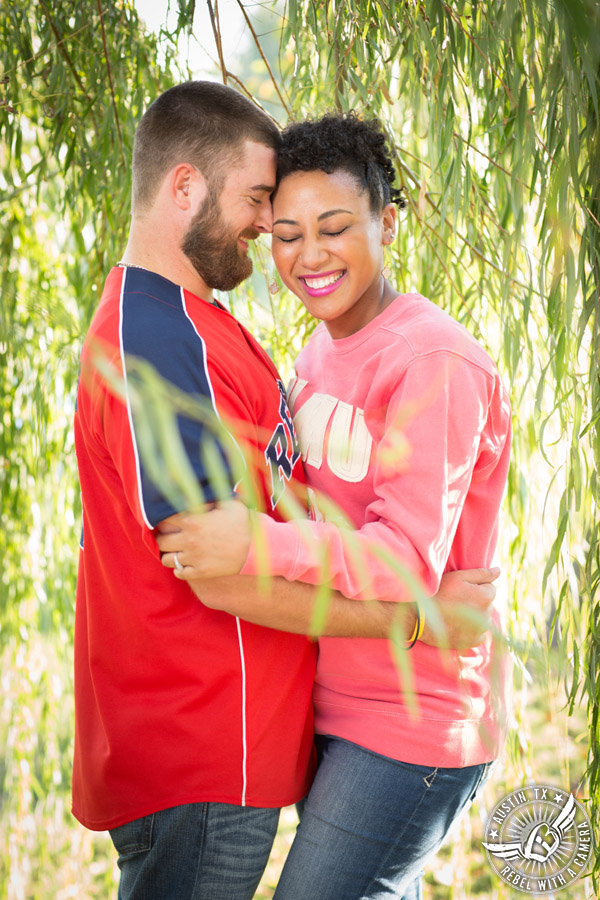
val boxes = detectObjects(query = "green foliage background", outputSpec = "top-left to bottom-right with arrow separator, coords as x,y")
0,0 -> 598,896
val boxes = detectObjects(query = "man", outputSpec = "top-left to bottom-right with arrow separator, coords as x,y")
74,80 -> 499,900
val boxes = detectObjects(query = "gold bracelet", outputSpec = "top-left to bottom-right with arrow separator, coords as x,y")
415,603 -> 425,641
405,604 -> 422,650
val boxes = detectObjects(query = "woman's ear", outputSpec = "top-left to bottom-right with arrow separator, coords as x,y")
381,202 -> 397,245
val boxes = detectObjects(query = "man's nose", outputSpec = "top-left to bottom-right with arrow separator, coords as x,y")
254,201 -> 273,233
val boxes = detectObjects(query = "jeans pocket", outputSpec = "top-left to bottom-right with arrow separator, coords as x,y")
110,813 -> 154,858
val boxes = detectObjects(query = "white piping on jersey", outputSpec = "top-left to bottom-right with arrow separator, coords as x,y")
236,617 -> 248,806
181,287 -> 249,804
180,289 -> 248,491
118,276 -> 250,804
118,268 -> 153,530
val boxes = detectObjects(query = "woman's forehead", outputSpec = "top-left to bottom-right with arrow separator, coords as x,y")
273,168 -> 366,208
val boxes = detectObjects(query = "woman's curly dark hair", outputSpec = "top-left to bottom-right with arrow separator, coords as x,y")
277,112 -> 406,212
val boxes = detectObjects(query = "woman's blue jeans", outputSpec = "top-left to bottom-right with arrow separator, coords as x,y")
109,801 -> 280,900
273,735 -> 494,900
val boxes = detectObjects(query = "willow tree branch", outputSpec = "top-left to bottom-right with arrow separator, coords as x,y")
234,0 -> 290,115
442,1 -> 558,166
0,20 -> 93,81
207,0 -> 227,83
218,70 -> 280,124
406,194 -> 475,324
440,1 -> 514,105
37,0 -> 90,100
96,0 -> 127,168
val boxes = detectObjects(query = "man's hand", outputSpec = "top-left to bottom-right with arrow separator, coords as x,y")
423,567 -> 500,649
156,500 -> 251,578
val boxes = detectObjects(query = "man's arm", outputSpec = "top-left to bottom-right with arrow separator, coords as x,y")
181,567 -> 499,647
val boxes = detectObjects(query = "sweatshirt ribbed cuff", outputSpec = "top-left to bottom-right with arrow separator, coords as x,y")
240,514 -> 301,580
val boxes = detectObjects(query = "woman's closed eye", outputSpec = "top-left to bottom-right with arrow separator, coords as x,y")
274,226 -> 349,243
322,226 -> 349,237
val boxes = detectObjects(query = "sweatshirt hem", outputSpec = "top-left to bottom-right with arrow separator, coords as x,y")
314,702 -> 506,769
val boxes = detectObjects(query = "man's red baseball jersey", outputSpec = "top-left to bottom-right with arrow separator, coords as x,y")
73,266 -> 316,830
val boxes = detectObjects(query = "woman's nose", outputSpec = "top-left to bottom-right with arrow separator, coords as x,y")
298,238 -> 328,269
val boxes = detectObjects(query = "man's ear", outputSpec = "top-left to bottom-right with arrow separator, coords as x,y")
381,202 -> 397,245
170,163 -> 208,211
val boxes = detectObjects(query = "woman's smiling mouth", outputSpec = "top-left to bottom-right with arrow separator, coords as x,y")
299,270 -> 346,296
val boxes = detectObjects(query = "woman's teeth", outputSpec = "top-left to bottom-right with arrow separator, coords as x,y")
302,272 -> 344,289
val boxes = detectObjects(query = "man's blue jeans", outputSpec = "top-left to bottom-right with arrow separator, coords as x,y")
109,801 -> 280,900
273,735 -> 494,900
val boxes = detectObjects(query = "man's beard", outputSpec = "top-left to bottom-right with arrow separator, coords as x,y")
182,192 -> 258,292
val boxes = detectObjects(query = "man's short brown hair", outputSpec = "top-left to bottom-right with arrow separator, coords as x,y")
132,81 -> 280,212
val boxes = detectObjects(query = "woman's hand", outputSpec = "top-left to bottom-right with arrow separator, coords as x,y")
156,500 -> 252,579
421,567 -> 501,648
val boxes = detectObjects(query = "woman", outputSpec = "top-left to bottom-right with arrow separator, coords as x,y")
159,113 -> 512,899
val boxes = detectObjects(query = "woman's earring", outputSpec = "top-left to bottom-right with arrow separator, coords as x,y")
381,265 -> 392,280
268,280 -> 280,295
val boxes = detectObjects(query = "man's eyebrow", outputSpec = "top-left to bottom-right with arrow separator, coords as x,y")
273,209 -> 353,226
250,183 -> 276,193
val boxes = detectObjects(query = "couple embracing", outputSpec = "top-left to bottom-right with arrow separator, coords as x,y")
73,80 -> 511,900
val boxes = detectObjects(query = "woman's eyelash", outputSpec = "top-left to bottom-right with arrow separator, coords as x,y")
275,227 -> 349,243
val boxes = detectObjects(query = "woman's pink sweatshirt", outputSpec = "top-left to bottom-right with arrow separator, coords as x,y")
241,294 -> 512,767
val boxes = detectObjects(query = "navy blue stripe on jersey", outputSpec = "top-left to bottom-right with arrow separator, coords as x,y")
119,267 -> 234,527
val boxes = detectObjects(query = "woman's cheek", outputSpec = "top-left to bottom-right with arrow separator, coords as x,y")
272,244 -> 293,278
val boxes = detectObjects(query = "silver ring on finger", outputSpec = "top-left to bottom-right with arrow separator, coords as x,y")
173,552 -> 184,571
